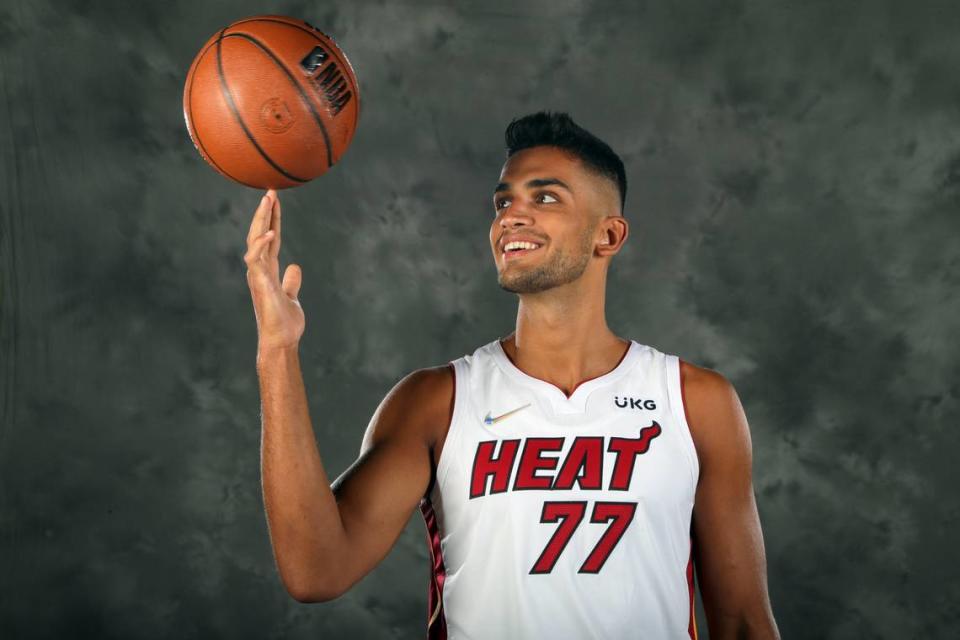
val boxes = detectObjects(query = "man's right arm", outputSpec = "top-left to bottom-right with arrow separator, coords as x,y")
245,190 -> 452,602
258,346 -> 451,602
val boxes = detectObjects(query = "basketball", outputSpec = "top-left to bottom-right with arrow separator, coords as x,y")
183,15 -> 360,189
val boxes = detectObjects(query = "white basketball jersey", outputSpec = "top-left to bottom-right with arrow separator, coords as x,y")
418,339 -> 701,640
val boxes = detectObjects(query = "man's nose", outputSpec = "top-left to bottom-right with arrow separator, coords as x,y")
499,204 -> 534,228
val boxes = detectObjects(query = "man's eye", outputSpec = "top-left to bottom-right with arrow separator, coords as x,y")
537,193 -> 558,204
495,198 -> 511,210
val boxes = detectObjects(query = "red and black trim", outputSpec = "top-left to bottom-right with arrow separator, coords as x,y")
419,498 -> 448,639
687,536 -> 698,639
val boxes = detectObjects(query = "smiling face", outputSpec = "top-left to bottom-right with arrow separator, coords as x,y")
490,145 -> 622,294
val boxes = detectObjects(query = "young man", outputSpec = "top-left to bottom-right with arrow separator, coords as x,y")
246,112 -> 780,639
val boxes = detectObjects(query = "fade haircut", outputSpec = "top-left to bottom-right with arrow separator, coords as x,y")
504,111 -> 627,213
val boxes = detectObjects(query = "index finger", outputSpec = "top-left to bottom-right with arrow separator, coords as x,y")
246,190 -> 275,246
268,191 -> 282,260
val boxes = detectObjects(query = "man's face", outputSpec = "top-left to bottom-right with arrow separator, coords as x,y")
489,146 -> 613,294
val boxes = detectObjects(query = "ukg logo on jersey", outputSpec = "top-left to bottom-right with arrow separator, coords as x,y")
614,396 -> 657,410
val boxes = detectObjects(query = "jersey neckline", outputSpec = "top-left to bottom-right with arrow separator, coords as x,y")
490,338 -> 642,414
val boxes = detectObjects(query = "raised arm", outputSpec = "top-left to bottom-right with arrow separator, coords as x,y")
258,353 -> 451,602
681,360 -> 780,639
246,190 -> 452,602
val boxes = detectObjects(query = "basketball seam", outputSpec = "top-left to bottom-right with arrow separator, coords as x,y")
215,29 -> 309,184
228,17 -> 360,120
221,32 -> 334,169
186,40 -> 243,184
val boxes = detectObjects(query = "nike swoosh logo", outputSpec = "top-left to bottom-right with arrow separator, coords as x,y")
484,403 -> 531,425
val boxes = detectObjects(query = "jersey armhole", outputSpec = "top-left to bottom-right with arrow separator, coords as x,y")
665,353 -> 701,486
432,358 -> 467,496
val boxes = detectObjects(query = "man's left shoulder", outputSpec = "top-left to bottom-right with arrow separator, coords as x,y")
677,359 -> 751,468
678,359 -> 739,405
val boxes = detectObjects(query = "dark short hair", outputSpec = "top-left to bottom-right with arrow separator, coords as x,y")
504,111 -> 627,212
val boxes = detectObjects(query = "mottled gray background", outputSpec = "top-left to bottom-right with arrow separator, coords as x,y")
1,0 -> 957,638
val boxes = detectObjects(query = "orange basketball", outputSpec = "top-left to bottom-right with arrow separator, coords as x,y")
183,15 -> 360,189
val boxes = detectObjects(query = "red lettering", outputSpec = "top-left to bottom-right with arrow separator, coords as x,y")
470,423 -> 662,499
470,439 -> 521,498
608,422 -> 662,490
513,437 -> 565,490
553,436 -> 604,490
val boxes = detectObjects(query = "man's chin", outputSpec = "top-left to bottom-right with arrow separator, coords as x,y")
497,273 -> 552,294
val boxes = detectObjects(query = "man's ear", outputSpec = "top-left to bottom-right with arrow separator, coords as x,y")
596,216 -> 628,256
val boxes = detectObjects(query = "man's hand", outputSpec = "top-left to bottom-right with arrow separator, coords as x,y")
244,190 -> 305,354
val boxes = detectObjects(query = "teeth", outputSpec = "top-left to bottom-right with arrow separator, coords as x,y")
504,241 -> 540,252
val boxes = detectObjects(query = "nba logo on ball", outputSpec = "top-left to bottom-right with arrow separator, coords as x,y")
299,46 -> 353,116
183,15 -> 361,189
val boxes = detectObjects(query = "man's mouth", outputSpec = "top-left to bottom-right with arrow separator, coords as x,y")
502,240 -> 542,261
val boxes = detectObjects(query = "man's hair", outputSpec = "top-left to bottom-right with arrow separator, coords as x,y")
504,111 -> 627,212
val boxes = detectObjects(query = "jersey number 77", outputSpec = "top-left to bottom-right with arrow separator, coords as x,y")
530,501 -> 637,574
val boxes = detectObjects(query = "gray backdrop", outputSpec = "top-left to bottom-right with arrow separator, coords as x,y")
1,0 -> 957,638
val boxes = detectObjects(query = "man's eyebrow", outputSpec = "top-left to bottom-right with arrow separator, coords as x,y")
493,177 -> 572,195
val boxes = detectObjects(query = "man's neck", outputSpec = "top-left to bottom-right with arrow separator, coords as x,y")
502,283 -> 629,397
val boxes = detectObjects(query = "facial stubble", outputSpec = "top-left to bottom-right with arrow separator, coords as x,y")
497,221 -> 597,294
